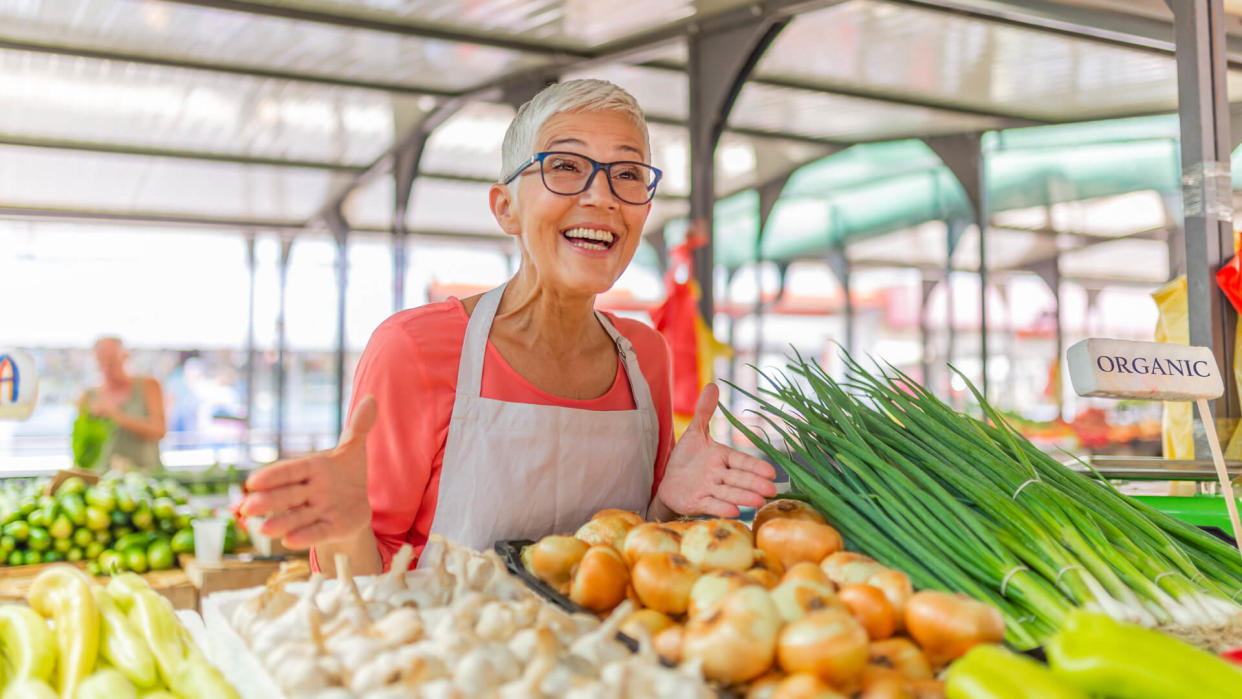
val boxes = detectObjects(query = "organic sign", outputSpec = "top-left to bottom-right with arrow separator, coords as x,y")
1066,338 -> 1223,401
0,349 -> 37,420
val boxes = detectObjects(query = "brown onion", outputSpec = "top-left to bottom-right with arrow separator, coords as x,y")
653,624 -> 684,664
622,522 -> 681,566
746,669 -> 786,699
771,672 -> 847,699
821,552 -> 888,588
867,570 -> 913,632
757,519 -> 844,570
748,549 -> 786,588
776,608 -> 869,692
681,519 -> 755,572
683,585 -> 782,684
783,561 -> 835,587
909,680 -> 946,699
525,535 -> 589,588
867,638 -> 932,680
619,608 -> 675,640
718,517 -> 756,545
631,552 -> 700,616
688,569 -> 757,619
904,591 -> 1005,668
591,508 -> 644,527
569,545 -> 630,613
662,519 -> 698,535
753,499 -> 828,533
771,577 -> 844,623
838,584 -> 896,640
858,673 -> 914,699
575,514 -> 636,550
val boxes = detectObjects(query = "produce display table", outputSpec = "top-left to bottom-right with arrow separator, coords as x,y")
0,560 -> 197,609
179,551 -> 306,599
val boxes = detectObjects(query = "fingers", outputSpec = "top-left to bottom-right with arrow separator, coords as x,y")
283,520 -> 337,550
720,467 -> 778,499
724,450 -> 777,480
686,383 -> 720,437
338,396 -> 378,449
245,458 -> 311,493
697,496 -> 740,519
261,504 -> 319,541
711,482 -> 767,509
240,481 -> 312,518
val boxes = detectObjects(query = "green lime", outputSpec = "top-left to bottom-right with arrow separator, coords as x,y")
65,547 -> 83,562
147,540 -> 174,571
85,541 -> 105,560
152,497 -> 176,521
73,528 -> 94,548
131,506 -> 154,532
49,514 -> 73,541
123,548 -> 148,574
7,551 -> 21,566
85,487 -> 116,512
109,510 -> 128,528
85,560 -> 102,576
55,476 -> 86,496
42,551 -> 62,563
52,538 -> 71,554
98,550 -> 123,574
21,550 -> 41,566
94,529 -> 112,545
170,528 -> 194,555
58,493 -> 86,527
0,535 -> 14,555
26,527 -> 50,552
26,509 -> 48,529
84,506 -> 109,531
115,533 -> 147,552
116,489 -> 137,513
3,521 -> 28,542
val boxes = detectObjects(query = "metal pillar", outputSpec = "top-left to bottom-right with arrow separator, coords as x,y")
742,174 -> 791,394
243,232 -> 257,461
275,235 -> 293,459
1031,259 -> 1064,419
920,276 -> 936,386
326,208 -> 350,439
687,14 -> 789,321
1169,0 -> 1238,453
827,243 -> 853,357
926,135 -> 989,399
944,218 -> 969,399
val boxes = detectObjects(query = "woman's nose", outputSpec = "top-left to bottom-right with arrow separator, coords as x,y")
578,168 -> 619,209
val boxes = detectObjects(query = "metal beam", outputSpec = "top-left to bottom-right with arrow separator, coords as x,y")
275,235 -> 293,459
1169,0 -> 1239,456
324,207 -> 350,438
243,231 -> 257,462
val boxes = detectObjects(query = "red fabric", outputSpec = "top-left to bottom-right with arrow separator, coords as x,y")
310,298 -> 674,573
1217,254 -> 1242,313
650,229 -> 708,416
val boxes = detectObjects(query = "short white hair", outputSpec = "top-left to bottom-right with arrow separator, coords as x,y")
500,79 -> 652,184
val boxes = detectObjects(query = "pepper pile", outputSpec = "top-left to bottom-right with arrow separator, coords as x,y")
0,473 -> 218,573
0,564 -> 237,698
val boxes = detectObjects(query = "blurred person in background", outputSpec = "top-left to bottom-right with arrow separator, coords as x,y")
79,336 -> 166,471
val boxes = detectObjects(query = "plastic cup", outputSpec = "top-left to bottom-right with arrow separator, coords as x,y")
192,518 -> 228,568
246,517 -> 272,556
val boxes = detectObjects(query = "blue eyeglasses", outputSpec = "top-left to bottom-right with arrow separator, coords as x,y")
502,151 -> 662,205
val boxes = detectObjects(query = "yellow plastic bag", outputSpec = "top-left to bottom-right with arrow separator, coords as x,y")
1152,276 -> 1193,460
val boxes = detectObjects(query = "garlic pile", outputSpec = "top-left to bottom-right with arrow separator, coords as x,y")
229,535 -> 713,698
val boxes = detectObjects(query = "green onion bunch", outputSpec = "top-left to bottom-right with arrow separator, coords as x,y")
723,351 -> 1242,648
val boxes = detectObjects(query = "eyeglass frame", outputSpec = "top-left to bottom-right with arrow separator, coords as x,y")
501,151 -> 663,205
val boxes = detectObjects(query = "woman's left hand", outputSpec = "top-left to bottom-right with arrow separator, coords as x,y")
655,383 -> 777,518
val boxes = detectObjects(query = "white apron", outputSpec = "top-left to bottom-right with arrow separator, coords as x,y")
425,283 -> 658,553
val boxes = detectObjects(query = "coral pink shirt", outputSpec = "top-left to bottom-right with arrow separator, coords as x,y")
311,298 -> 674,572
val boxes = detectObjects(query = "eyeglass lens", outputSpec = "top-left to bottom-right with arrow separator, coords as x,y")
540,153 -> 656,204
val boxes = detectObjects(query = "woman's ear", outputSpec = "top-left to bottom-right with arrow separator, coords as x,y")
489,184 -> 520,236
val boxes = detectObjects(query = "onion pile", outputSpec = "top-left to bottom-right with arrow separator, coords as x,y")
521,500 -> 1005,696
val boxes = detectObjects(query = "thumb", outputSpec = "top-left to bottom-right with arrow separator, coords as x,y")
687,383 -> 719,438
338,395 -> 378,449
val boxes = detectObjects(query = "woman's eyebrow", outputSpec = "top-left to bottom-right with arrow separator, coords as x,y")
545,137 -> 644,157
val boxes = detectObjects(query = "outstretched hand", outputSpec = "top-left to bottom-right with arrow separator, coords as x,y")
655,383 -> 777,518
239,396 -> 378,549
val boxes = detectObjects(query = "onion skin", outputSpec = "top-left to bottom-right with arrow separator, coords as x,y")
569,545 -> 630,613
683,585 -> 782,684
757,519 -> 844,570
821,552 -> 888,588
771,577 -> 844,623
783,561 -> 834,587
526,535 -> 589,587
717,518 -> 756,544
748,566 -> 783,589
909,679 -> 945,699
904,591 -> 1004,668
681,519 -> 756,572
653,624 -> 684,664
688,569 -> 757,619
662,519 -> 698,535
754,499 -> 828,533
575,514 -> 636,550
772,672 -> 847,699
591,508 -> 644,527
631,552 -> 700,616
746,669 -> 786,699
858,673 -> 914,699
838,584 -> 896,640
867,638 -> 932,681
777,608 -> 869,692
622,523 -> 682,566
867,570 -> 913,632
619,608 -> 675,640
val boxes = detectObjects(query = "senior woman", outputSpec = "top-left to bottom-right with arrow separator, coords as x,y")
241,79 -> 776,575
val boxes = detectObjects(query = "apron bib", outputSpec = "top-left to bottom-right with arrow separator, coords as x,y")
425,283 -> 658,552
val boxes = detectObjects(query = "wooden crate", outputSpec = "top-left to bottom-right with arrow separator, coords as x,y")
0,561 -> 198,610
179,552 -> 307,598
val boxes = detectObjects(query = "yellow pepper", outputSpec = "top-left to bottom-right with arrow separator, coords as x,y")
169,657 -> 239,699
0,604 -> 55,686
106,575 -> 184,687
92,588 -> 157,690
74,668 -> 137,699
0,679 -> 58,699
26,566 -> 98,699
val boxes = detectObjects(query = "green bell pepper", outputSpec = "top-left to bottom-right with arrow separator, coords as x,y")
1048,610 -> 1242,699
946,644 -> 1086,699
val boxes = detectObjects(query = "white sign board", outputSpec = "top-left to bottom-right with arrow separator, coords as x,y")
1066,338 -> 1223,401
0,349 -> 37,420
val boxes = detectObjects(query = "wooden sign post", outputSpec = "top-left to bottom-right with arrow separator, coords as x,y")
1067,338 -> 1241,554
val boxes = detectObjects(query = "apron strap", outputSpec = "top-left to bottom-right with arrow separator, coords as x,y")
455,282 -> 507,399
594,311 -> 657,418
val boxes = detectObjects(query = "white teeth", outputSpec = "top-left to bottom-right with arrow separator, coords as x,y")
562,227 -> 615,245
568,239 -> 608,251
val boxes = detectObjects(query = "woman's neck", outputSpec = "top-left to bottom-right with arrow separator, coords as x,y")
494,267 -> 604,356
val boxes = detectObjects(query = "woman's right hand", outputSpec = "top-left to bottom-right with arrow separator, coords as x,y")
239,396 -> 378,549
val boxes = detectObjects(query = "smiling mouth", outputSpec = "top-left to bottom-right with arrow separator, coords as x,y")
562,227 -> 617,251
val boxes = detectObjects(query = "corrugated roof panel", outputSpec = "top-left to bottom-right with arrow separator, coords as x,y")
421,102 -> 514,181
0,49 -> 404,166
564,63 -> 689,120
0,0 -> 550,91
756,0 -> 1187,122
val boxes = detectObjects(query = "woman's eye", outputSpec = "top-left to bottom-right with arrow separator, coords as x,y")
549,159 -> 582,172
614,166 -> 641,180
